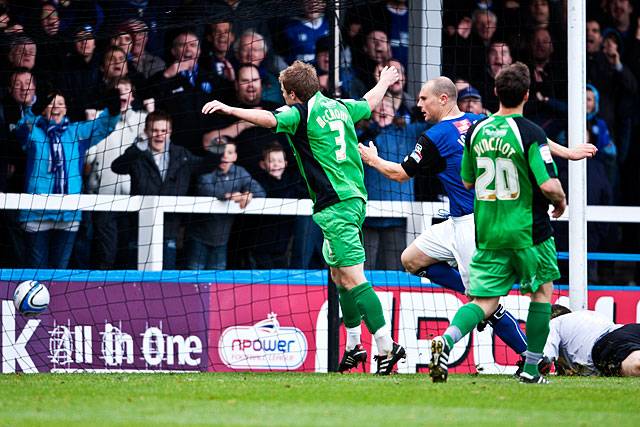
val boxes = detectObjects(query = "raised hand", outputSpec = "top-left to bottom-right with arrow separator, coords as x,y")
358,140 -> 379,166
202,100 -> 233,115
378,66 -> 399,87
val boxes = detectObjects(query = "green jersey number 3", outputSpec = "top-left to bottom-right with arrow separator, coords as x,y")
329,120 -> 346,161
475,157 -> 520,201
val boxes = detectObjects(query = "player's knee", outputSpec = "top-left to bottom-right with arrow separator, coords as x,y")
531,282 -> 554,303
473,298 -> 499,319
330,269 -> 341,286
400,250 -> 418,274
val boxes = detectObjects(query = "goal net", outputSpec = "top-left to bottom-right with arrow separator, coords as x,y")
1,0 -> 636,375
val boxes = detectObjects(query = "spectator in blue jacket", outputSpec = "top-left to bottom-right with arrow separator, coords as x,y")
360,95 -> 428,270
16,89 -> 120,269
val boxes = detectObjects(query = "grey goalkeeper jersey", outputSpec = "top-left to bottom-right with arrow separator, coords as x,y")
544,310 -> 622,375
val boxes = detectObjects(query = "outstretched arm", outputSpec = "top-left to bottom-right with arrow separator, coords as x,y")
547,138 -> 597,160
362,66 -> 400,112
358,141 -> 410,182
202,100 -> 277,128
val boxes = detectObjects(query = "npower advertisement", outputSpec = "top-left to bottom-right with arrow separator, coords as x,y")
1,270 -> 640,374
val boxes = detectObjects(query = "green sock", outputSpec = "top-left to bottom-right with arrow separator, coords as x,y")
338,285 -> 362,328
523,302 -> 552,376
443,303 -> 485,349
348,282 -> 386,334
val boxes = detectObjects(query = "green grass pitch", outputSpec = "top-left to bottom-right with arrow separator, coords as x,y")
0,373 -> 639,426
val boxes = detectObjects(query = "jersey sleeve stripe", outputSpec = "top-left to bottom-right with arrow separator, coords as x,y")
505,117 -> 524,152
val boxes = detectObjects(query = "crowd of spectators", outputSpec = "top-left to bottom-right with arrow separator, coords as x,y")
0,0 -> 637,282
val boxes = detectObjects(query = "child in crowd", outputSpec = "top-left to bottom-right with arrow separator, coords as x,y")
250,143 -> 303,269
187,140 -> 265,270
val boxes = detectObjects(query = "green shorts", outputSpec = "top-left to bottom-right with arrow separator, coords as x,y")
312,197 -> 366,268
468,237 -> 560,298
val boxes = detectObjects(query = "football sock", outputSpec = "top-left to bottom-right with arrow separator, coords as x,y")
416,262 -> 466,293
348,282 -> 387,336
338,286 -> 363,351
523,350 -> 544,376
338,285 -> 362,328
487,304 -> 528,354
523,302 -> 552,376
443,303 -> 485,349
345,326 -> 362,351
373,325 -> 394,355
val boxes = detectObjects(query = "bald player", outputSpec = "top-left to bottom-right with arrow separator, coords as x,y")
359,76 -> 596,361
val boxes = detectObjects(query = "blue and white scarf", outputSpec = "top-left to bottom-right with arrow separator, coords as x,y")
36,117 -> 70,194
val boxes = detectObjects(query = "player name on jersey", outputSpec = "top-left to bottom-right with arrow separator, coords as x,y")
473,135 -> 517,158
315,107 -> 350,128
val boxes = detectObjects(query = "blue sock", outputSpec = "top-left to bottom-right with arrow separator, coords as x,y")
416,262 -> 466,293
488,305 -> 528,354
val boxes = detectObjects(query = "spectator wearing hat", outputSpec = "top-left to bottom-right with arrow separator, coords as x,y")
108,22 -> 156,93
127,19 -> 165,79
100,0 -> 170,54
109,19 -> 165,83
457,86 -> 485,116
59,25 -> 100,121
110,21 -> 135,57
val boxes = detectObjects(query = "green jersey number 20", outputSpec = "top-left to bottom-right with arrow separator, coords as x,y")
475,157 -> 520,201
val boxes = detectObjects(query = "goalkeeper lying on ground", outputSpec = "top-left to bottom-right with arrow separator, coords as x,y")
544,304 -> 640,376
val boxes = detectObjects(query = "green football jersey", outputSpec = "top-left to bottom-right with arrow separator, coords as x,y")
460,114 -> 558,249
272,91 -> 371,212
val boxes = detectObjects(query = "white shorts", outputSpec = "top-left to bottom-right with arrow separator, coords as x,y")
413,213 -> 476,289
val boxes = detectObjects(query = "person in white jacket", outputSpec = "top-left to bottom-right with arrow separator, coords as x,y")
544,304 -> 640,377
85,77 -> 148,269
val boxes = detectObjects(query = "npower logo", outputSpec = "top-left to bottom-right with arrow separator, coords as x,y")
218,313 -> 308,370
